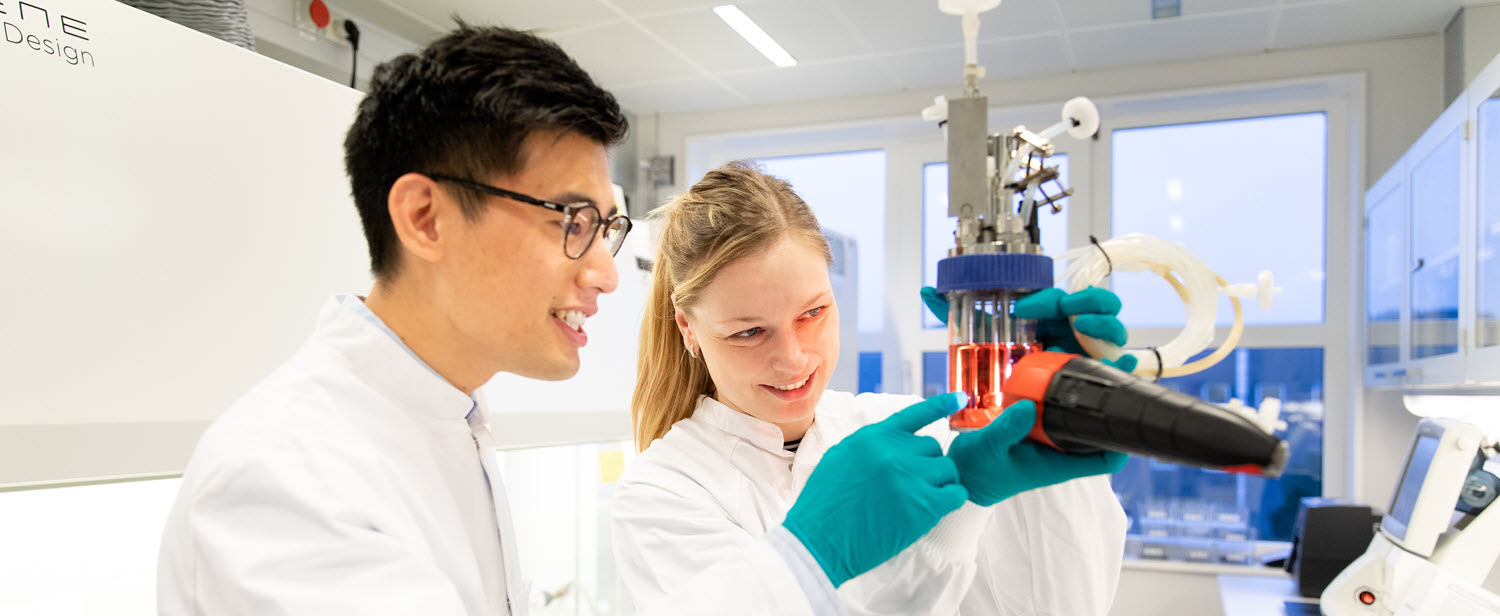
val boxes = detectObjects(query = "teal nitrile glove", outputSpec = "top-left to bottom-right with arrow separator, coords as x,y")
947,399 -> 1129,506
782,392 -> 970,587
920,285 -> 1139,373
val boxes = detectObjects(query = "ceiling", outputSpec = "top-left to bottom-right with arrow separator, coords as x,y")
339,0 -> 1484,114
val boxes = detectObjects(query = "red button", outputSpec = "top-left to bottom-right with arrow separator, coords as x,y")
1359,590 -> 1376,605
308,0 -> 331,28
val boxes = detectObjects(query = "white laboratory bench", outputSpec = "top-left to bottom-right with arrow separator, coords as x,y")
1218,573 -> 1319,616
1113,560 -> 1319,616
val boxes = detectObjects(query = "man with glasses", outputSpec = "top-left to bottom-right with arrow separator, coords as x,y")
159,23 -> 983,616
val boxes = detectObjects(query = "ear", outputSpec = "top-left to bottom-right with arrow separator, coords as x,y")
387,173 -> 450,267
674,307 -> 698,352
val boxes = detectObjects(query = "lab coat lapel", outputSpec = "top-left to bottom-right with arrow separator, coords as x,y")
471,391 -> 529,616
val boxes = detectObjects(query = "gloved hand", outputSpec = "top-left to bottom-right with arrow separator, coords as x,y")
920,285 -> 1139,373
783,392 -> 970,587
947,399 -> 1129,506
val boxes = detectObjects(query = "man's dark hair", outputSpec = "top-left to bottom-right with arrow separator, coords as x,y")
344,23 -> 629,279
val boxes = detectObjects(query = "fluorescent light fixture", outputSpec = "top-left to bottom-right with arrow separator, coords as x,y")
713,5 -> 796,68
1402,393 -> 1500,436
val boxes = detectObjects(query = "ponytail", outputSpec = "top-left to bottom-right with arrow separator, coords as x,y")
631,251 -> 715,451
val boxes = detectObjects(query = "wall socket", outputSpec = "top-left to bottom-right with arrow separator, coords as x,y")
292,0 -> 351,47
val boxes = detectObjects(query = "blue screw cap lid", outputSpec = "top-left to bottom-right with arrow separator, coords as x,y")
935,252 -> 1053,293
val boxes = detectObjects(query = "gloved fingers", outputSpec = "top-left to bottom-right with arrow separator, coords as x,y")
1059,286 -> 1122,316
881,391 -> 968,433
1027,446 -> 1128,479
1012,288 -> 1066,320
910,455 -> 963,487
1035,319 -> 1074,347
1103,354 -> 1139,373
1072,314 -> 1128,347
932,483 -> 969,513
971,399 -> 1037,453
1044,341 -> 1086,354
903,434 -> 947,458
1102,450 -> 1130,473
919,286 -> 949,326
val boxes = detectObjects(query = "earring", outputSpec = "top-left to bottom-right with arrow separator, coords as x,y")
687,345 -> 697,359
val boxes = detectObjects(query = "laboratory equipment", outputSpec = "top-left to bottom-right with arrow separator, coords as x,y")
1286,499 -> 1382,598
925,0 -> 1288,476
928,0 -> 1100,430
1000,351 -> 1289,477
823,229 -> 860,393
1321,418 -> 1500,615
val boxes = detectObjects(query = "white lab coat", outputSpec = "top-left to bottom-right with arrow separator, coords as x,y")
157,296 -> 529,615
613,391 -> 1128,615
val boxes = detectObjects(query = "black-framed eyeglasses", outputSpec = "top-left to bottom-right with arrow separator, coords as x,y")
428,173 -> 633,260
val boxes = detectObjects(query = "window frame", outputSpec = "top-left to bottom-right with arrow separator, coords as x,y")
1089,78 -> 1359,504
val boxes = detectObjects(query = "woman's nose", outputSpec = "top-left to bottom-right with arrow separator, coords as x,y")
768,330 -> 808,373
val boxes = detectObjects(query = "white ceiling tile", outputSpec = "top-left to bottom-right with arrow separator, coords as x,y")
610,77 -> 748,113
1273,0 -> 1462,49
882,46 -> 967,90
1184,0 -> 1276,17
1057,0 -> 1148,29
1059,0 -> 1271,28
547,21 -> 701,86
882,34 -> 1071,91
978,35 -> 1073,79
637,9 -> 774,73
831,0 -> 1059,52
398,0 -> 619,31
1070,11 -> 1272,71
978,0 -> 1063,39
719,60 -> 901,105
607,0 -> 774,16
741,0 -> 873,62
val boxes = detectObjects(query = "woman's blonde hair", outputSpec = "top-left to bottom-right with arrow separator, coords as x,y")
632,160 -> 832,452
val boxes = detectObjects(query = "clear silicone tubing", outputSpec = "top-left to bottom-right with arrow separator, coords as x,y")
1054,233 -> 1247,378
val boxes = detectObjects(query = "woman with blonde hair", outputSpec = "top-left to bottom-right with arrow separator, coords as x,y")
613,160 -> 1132,615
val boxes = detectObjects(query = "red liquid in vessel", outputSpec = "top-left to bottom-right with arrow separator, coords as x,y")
948,342 -> 1044,430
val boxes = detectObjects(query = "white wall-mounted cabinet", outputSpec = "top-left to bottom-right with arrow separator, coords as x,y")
1365,50 -> 1500,387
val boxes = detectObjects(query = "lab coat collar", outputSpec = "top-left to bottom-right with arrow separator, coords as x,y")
692,395 -> 796,456
319,295 -> 476,422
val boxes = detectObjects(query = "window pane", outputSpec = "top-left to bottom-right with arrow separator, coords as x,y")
922,158 -> 1070,329
1480,98 -> 1500,347
1409,128 -> 1462,359
859,351 -> 883,394
757,150 -> 886,334
1112,347 -> 1324,563
1111,114 -> 1327,327
922,350 -> 948,398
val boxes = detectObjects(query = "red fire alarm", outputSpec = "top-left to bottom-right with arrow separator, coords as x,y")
308,0 -> 331,29
1358,590 -> 1376,605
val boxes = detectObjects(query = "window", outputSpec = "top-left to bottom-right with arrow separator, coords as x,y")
1112,348 -> 1324,563
757,150 -> 887,334
859,351 -> 883,393
1111,113 -> 1327,327
1107,110 -> 1334,564
921,350 -> 948,398
921,157 -> 1071,329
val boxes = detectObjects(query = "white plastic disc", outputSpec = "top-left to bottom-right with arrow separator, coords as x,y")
1062,96 -> 1100,139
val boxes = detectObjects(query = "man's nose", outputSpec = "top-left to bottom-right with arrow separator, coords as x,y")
578,232 -> 620,294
